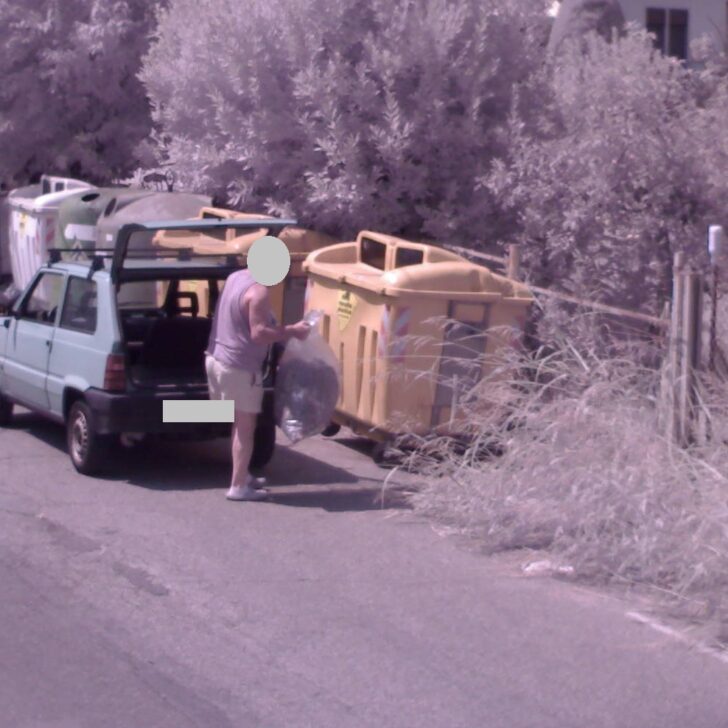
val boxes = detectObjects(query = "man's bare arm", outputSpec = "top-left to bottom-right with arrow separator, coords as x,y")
246,285 -> 310,345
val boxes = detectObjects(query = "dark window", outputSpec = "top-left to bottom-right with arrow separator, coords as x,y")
60,277 -> 98,334
360,237 -> 387,270
646,8 -> 666,53
668,9 -> 688,60
21,273 -> 64,325
54,182 -> 64,192
205,227 -> 229,242
646,7 -> 689,60
395,247 -> 424,268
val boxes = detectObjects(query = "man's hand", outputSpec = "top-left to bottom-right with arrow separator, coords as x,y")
289,320 -> 312,341
247,285 -> 313,344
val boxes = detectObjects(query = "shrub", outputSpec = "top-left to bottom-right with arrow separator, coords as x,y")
407,317 -> 728,638
0,0 -> 163,186
141,0 -> 551,241
486,29 -> 728,314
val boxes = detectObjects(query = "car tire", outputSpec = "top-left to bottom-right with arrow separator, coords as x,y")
67,400 -> 112,475
250,392 -> 276,471
0,394 -> 13,426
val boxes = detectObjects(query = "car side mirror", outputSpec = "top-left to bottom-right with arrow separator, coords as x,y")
0,284 -> 21,314
0,304 -> 18,318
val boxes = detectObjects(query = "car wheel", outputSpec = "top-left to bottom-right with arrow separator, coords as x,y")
0,394 -> 13,426
250,393 -> 276,471
67,400 -> 111,475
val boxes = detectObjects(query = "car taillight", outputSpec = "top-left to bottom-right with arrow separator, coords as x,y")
103,354 -> 126,392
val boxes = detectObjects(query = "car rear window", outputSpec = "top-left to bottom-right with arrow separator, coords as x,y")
60,277 -> 98,334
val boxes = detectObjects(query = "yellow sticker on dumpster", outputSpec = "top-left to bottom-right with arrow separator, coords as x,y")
337,289 -> 358,330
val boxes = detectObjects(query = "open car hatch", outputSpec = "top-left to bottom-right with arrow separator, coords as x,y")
108,217 -> 298,283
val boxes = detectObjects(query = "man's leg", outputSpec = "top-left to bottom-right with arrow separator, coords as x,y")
231,409 -> 257,488
226,369 -> 267,501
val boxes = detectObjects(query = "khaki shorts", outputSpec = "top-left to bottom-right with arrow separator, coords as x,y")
205,355 -> 264,414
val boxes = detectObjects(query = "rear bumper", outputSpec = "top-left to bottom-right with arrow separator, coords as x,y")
84,387 -> 235,436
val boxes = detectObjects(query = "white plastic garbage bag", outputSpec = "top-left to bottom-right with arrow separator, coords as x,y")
274,310 -> 341,443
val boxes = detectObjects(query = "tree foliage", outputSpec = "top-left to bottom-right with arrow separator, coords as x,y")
486,31 -> 728,312
141,0 -> 551,241
143,0 -> 728,313
0,0 -> 162,187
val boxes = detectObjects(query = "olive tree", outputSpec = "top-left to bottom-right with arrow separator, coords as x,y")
141,0 -> 551,241
0,0 -> 162,187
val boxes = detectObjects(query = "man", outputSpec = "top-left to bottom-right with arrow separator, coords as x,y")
206,268 -> 310,501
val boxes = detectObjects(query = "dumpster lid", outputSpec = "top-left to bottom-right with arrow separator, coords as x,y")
304,231 -> 533,301
8,185 -> 97,214
154,209 -> 270,254
154,207 -> 336,257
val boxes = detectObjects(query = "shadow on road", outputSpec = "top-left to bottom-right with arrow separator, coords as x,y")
10,412 -> 413,510
270,485 -> 412,511
121,441 -> 361,492
10,411 -> 67,449
333,435 -> 377,457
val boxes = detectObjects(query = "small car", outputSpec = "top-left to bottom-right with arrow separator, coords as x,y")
0,217 -> 294,475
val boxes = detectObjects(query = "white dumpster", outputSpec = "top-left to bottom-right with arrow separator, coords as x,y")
55,188 -> 212,309
7,175 -> 95,290
0,194 -> 11,279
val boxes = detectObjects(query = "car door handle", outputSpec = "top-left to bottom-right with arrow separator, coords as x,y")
45,340 -> 51,347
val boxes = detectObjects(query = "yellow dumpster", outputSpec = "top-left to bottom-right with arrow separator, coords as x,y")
152,207 -> 337,323
302,231 -> 533,444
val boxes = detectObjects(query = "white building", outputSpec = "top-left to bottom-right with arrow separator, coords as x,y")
618,1 -> 727,60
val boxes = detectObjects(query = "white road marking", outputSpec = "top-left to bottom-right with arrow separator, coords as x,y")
626,610 -> 728,666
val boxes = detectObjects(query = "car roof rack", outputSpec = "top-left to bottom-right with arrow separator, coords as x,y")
48,247 -> 240,263
118,217 -> 296,233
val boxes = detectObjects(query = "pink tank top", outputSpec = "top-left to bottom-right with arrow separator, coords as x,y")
206,270 -> 270,372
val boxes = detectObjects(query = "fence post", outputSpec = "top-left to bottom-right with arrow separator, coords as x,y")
678,270 -> 703,446
709,264 -> 719,372
694,271 -> 706,444
506,244 -> 521,281
668,252 -> 685,445
708,225 -> 723,372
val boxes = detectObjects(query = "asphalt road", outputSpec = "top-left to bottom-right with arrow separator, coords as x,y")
1,409 -> 728,728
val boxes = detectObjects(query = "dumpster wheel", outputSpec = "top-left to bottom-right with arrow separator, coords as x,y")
371,440 -> 399,468
321,422 -> 341,438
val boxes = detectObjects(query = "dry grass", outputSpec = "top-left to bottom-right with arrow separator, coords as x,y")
403,309 -> 728,637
